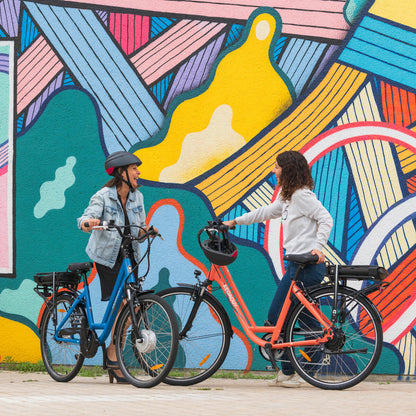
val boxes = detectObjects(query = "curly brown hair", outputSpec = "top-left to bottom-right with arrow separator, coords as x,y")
276,151 -> 314,201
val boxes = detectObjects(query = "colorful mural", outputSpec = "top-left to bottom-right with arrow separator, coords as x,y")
0,0 -> 415,377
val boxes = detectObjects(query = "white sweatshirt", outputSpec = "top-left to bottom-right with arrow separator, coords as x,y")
235,188 -> 333,254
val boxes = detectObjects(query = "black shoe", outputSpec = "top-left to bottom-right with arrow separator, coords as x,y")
108,369 -> 129,384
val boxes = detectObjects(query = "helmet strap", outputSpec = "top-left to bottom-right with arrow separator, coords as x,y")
115,167 -> 135,193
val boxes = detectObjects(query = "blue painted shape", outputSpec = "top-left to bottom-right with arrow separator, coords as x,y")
280,38 -> 327,95
150,16 -> 176,39
20,9 -> 38,53
151,73 -> 173,104
312,148 -> 349,252
225,24 -> 244,48
339,16 -> 416,89
346,185 -> 365,261
273,37 -> 287,61
25,3 -> 164,154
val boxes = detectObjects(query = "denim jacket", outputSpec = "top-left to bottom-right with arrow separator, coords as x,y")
77,186 -> 146,268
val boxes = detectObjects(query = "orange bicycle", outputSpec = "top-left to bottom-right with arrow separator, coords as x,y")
158,220 -> 388,390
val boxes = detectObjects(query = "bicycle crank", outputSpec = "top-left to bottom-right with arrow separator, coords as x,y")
259,333 -> 285,362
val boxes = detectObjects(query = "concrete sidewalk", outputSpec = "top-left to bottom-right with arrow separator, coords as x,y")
0,370 -> 415,416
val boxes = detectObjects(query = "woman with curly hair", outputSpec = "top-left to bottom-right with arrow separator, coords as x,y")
224,150 -> 333,387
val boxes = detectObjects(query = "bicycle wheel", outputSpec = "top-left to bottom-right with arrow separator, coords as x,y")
158,286 -> 232,386
285,286 -> 383,390
115,293 -> 178,388
40,292 -> 84,382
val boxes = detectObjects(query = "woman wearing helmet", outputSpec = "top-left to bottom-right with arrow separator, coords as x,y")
223,150 -> 333,388
77,150 -> 156,383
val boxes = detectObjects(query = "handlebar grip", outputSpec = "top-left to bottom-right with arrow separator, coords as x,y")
84,221 -> 90,228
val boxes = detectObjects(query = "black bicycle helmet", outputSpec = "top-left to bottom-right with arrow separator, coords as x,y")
198,221 -> 238,266
105,151 -> 142,192
105,151 -> 142,176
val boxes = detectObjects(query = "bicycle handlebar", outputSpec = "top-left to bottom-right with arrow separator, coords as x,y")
84,220 -> 162,240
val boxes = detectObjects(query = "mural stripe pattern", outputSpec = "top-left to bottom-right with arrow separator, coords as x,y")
163,33 -> 226,110
20,9 -> 39,52
339,15 -> 416,89
0,0 -> 20,37
16,36 -> 64,114
130,20 -> 227,86
311,148 -> 348,252
195,63 -> 367,215
367,248 -> 416,334
55,0 -> 350,40
278,38 -> 328,97
24,2 -> 164,153
380,81 -> 416,127
335,81 -> 415,268
396,144 -> 416,175
109,13 -> 150,55
344,140 -> 415,268
408,175 -> 416,193
25,71 -> 65,127
397,330 -> 416,376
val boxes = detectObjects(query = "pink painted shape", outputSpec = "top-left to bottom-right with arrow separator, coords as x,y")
56,0 -> 349,39
131,20 -> 226,84
16,36 -> 63,114
0,171 -> 10,270
110,13 -> 150,55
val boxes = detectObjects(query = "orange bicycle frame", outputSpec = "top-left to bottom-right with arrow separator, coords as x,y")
209,264 -> 334,351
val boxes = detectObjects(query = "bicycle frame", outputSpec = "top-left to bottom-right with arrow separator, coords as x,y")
54,256 -> 136,345
208,264 -> 334,351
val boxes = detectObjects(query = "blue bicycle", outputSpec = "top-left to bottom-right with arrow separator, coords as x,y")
34,221 -> 178,388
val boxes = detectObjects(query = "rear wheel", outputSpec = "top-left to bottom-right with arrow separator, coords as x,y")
158,286 -> 232,386
40,292 -> 84,382
115,293 -> 178,388
285,286 -> 383,390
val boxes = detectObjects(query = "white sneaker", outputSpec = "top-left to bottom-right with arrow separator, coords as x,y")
268,372 -> 308,388
280,373 -> 308,388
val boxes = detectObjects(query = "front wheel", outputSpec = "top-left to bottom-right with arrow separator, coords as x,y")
40,292 -> 85,382
285,286 -> 383,390
115,293 -> 178,388
158,286 -> 232,386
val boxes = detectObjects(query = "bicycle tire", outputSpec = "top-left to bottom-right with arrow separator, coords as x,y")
40,292 -> 85,382
158,286 -> 232,386
285,286 -> 383,390
115,293 -> 178,388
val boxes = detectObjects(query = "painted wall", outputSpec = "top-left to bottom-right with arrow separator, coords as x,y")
0,0 -> 415,376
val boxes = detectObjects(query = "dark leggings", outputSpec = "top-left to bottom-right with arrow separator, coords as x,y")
268,261 -> 325,375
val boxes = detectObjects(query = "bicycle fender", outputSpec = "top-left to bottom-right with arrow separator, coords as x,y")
309,285 -> 383,323
200,291 -> 234,338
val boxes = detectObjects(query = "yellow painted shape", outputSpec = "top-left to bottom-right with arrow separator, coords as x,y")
396,144 -> 416,174
159,105 -> 245,182
370,0 -> 416,30
196,64 -> 367,214
137,11 -> 293,183
0,317 -> 41,363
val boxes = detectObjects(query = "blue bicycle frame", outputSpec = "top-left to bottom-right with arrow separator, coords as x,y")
54,256 -> 136,345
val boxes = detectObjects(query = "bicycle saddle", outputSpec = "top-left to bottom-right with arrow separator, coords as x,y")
67,262 -> 94,273
284,253 -> 318,265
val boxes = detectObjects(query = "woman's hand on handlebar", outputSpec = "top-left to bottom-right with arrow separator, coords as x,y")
81,218 -> 100,232
222,220 -> 236,230
311,249 -> 325,264
139,225 -> 160,239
